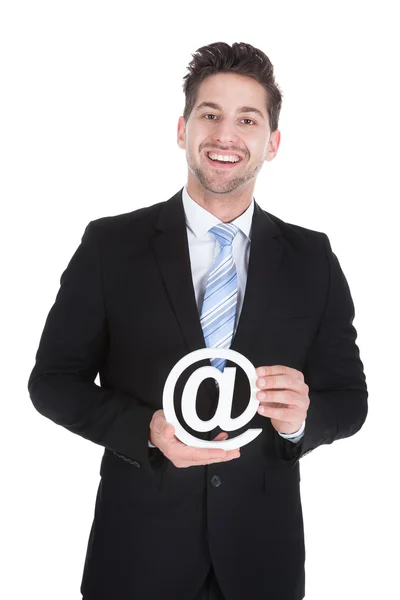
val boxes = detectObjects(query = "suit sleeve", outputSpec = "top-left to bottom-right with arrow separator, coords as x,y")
275,233 -> 368,463
27,221 -> 160,477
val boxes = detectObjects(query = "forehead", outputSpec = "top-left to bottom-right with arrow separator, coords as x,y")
195,73 -> 268,113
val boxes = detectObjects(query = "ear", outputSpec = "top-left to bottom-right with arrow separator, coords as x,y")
265,130 -> 281,162
177,116 -> 186,149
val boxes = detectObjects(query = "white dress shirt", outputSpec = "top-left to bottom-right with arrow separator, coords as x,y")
148,185 -> 305,447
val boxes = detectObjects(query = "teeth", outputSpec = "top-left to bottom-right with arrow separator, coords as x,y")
208,152 -> 240,163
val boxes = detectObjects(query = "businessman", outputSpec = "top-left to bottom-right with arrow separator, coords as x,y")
28,42 -> 368,600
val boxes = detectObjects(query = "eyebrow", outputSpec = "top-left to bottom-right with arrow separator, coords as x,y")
194,101 -> 265,120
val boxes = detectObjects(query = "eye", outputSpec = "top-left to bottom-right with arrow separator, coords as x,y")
203,114 -> 255,125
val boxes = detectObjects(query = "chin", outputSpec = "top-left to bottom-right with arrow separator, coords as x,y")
203,181 -> 243,195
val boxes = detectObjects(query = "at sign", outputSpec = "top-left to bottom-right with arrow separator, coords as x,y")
162,348 -> 262,450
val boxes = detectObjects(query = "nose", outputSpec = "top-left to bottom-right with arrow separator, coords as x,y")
213,119 -> 239,146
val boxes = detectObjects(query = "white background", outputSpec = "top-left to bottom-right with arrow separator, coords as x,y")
1,1 -> 399,598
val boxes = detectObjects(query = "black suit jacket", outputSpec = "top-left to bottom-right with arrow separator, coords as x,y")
28,188 -> 368,600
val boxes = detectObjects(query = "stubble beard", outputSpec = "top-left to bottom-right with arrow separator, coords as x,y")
188,153 -> 262,195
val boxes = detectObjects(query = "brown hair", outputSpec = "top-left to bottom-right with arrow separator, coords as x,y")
182,41 -> 283,131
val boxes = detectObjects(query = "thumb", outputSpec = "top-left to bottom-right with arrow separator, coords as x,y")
164,423 -> 175,439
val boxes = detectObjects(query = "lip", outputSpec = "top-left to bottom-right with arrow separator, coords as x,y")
204,150 -> 243,169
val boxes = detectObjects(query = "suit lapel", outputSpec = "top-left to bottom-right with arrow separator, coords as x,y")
230,201 -> 284,357
151,189 -> 285,362
151,189 -> 206,355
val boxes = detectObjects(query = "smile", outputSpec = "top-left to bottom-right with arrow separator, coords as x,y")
205,151 -> 243,169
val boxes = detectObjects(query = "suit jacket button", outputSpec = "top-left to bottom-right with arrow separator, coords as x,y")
210,475 -> 222,487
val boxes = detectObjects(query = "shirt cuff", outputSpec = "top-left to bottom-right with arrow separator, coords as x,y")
278,420 -> 306,443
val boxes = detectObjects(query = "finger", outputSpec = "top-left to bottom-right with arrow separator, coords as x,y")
258,403 -> 304,422
191,451 -> 240,466
256,374 -> 304,392
163,422 -> 175,439
256,365 -> 304,382
171,445 -> 240,468
151,411 -> 166,435
185,446 -> 237,463
209,448 -> 240,461
213,432 -> 229,441
257,389 -> 299,407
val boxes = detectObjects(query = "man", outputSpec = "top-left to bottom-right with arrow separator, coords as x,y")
28,42 -> 368,600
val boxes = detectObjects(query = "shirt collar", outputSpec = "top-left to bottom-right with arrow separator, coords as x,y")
182,185 -> 254,240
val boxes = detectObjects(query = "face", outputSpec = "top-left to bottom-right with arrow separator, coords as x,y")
177,72 -> 280,195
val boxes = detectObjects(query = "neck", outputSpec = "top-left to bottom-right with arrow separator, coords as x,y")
186,179 -> 254,223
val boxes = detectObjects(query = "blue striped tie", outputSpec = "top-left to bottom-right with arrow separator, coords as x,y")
200,223 -> 240,371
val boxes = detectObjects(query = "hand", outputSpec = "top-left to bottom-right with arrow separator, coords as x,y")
149,409 -> 241,468
255,365 -> 309,435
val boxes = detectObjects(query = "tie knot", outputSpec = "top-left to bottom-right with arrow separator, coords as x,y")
209,223 -> 239,246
